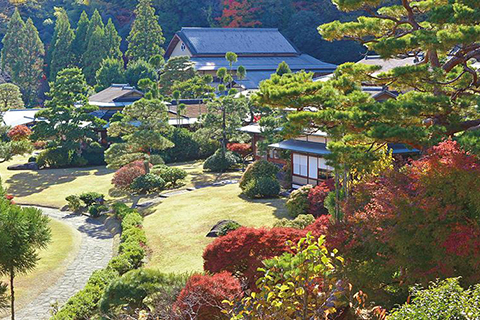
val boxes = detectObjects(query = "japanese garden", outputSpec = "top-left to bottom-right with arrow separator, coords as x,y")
0,0 -> 480,319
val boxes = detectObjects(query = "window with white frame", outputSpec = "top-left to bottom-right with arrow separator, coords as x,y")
293,154 -> 308,176
309,156 -> 318,179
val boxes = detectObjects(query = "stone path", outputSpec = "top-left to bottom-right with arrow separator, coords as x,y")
11,207 -> 114,320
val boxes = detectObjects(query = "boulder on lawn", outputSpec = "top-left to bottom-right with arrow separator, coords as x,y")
7,162 -> 39,171
206,220 -> 240,237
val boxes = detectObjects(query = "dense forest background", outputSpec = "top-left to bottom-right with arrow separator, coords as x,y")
0,0 -> 365,65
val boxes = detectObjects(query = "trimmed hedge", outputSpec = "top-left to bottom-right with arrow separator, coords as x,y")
203,149 -> 240,172
52,205 -> 147,319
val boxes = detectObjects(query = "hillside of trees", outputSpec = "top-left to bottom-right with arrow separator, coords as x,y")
0,0 -> 365,66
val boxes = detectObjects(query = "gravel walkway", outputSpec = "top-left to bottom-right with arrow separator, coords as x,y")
11,207 -> 114,320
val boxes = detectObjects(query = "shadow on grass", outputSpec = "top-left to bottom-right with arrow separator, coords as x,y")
237,193 -> 289,220
6,170 -> 89,197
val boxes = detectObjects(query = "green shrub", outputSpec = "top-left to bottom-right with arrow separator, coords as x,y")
130,173 -> 165,193
389,278 -> 480,319
99,269 -> 188,315
83,142 -> 105,166
52,268 -> 119,320
218,221 -> 241,236
240,159 -> 279,190
152,165 -> 187,187
121,211 -> 143,229
193,128 -> 220,159
159,127 -> 201,163
65,195 -> 81,212
273,214 -> 315,229
243,176 -> 280,199
112,202 -> 134,220
36,147 -> 71,168
88,204 -> 109,218
70,154 -> 88,167
79,192 -> 104,207
121,227 -> 147,244
203,149 -> 240,172
286,185 -> 312,218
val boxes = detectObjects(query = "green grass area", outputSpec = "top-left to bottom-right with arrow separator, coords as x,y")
0,155 -> 242,208
143,183 -> 288,274
1,218 -> 80,311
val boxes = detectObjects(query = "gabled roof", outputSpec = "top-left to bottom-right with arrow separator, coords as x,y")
88,84 -> 144,107
357,55 -> 417,74
166,27 -> 299,57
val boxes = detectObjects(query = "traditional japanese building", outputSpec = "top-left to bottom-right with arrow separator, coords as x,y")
165,27 -> 337,89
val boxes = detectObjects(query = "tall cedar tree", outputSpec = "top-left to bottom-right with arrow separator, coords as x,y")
49,8 -> 74,80
71,11 -> 90,66
83,26 -> 110,85
1,11 -> 44,106
126,0 -> 165,62
104,19 -> 122,61
32,68 -> 104,154
0,188 -> 51,320
257,0 -> 480,153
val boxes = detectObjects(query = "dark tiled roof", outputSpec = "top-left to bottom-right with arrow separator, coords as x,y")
88,84 -> 143,105
176,27 -> 299,56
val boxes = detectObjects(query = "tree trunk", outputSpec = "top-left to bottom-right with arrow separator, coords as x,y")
221,107 -> 227,160
10,269 -> 14,320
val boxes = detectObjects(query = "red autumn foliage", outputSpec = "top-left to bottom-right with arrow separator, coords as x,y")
33,140 -> 47,150
218,0 -> 262,28
330,140 -> 480,301
174,272 -> 242,319
8,125 -> 31,141
308,179 -> 335,217
227,143 -> 251,157
112,161 -> 151,189
203,227 -> 309,290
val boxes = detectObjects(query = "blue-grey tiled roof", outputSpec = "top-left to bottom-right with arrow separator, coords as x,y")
269,139 -> 419,156
178,27 -> 299,55
191,54 -> 336,72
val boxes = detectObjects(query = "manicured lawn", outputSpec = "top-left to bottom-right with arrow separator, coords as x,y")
144,183 -> 288,274
1,218 -> 80,312
0,155 -> 242,208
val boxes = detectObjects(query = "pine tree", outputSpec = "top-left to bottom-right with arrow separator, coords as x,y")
71,11 -> 90,67
83,26 -> 109,84
85,9 -> 104,46
104,19 -> 122,60
49,8 -> 75,80
95,58 -> 125,91
276,61 -> 291,76
126,0 -> 165,62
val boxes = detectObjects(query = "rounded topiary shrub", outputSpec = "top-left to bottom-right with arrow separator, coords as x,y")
243,176 -> 280,199
130,173 -> 165,193
36,147 -> 71,168
240,160 -> 280,198
286,185 -> 312,218
203,149 -> 240,172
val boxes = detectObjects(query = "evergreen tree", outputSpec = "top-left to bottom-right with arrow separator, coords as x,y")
1,12 -> 44,106
276,61 -> 291,76
32,67 -> 104,155
159,56 -> 196,96
104,18 -> 122,60
0,196 -> 51,320
83,26 -> 109,85
0,83 -> 24,113
126,0 -> 165,62
0,10 -> 25,76
95,58 -> 126,91
71,11 -> 90,67
49,8 -> 75,80
85,9 -> 104,47
125,59 -> 157,87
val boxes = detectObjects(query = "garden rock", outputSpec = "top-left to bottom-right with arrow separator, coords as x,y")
7,162 -> 39,171
206,220 -> 239,237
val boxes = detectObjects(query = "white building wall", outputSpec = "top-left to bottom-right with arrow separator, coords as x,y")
169,41 -> 192,58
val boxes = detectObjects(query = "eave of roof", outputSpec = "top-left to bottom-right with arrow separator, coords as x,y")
270,139 -> 419,156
